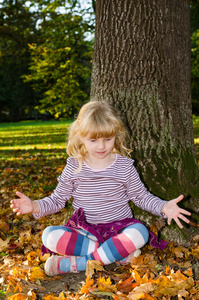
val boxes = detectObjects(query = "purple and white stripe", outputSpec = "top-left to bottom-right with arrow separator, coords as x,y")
33,154 -> 167,224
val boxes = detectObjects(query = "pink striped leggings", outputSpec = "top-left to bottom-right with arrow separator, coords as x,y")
42,222 -> 149,265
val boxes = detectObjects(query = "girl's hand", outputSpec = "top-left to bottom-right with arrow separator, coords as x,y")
10,191 -> 39,215
161,195 -> 191,228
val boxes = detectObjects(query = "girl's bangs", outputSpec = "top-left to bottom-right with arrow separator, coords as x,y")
80,121 -> 117,139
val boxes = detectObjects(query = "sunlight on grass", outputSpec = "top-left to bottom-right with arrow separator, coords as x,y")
2,144 -> 66,150
0,120 -> 71,151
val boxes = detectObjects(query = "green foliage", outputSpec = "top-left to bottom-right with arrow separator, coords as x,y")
0,0 -> 94,121
0,0 -> 40,121
23,1 -> 94,119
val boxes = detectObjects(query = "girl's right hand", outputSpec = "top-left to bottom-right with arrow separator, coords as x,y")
10,191 -> 36,215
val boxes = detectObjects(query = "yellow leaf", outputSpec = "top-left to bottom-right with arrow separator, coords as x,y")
80,276 -> 94,294
128,292 -> 145,300
57,292 -> 68,300
132,270 -> 143,285
40,253 -> 51,262
7,294 -> 27,300
144,294 -> 158,300
149,224 -> 158,235
97,276 -> 116,292
14,283 -> 22,293
43,295 -> 57,300
85,260 -> 104,277
29,267 -> 45,281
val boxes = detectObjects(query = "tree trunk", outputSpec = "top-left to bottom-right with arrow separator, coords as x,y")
90,0 -> 199,242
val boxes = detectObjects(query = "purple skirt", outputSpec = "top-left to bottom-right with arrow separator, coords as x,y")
41,208 -> 168,255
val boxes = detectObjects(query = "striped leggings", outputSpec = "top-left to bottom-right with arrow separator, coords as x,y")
42,223 -> 149,265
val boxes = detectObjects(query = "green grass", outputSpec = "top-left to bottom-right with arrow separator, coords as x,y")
0,120 -> 72,151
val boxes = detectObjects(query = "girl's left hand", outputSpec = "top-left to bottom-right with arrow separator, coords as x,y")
161,195 -> 191,228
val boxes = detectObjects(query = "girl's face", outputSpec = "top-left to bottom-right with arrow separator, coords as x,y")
80,135 -> 116,161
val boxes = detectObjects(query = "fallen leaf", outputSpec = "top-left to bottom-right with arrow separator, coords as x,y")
29,267 -> 45,281
97,276 -> 116,292
85,260 -> 104,277
128,292 -> 145,300
133,282 -> 154,293
80,276 -> 94,294
178,289 -> 189,298
116,277 -> 137,293
7,294 -> 27,300
0,237 -> 10,252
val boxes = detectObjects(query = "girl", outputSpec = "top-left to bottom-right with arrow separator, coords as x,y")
10,101 -> 191,276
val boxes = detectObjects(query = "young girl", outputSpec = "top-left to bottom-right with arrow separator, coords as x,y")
10,101 -> 191,276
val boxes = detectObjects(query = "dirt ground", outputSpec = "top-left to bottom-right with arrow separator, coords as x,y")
35,263 -> 117,299
37,272 -> 86,298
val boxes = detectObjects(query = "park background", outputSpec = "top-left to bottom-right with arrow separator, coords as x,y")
0,1 -> 199,299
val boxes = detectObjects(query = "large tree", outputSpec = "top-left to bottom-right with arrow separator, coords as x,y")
90,0 -> 199,241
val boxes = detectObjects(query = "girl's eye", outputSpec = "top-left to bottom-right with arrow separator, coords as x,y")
90,139 -> 96,142
105,138 -> 112,141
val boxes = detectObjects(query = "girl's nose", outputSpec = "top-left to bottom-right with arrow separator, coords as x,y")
98,139 -> 105,149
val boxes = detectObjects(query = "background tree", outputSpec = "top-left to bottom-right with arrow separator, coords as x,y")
24,0 -> 94,119
0,0 -> 39,121
90,0 -> 199,241
0,0 -> 94,121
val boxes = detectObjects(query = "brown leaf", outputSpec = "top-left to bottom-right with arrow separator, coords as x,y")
116,277 -> 137,293
192,235 -> 199,241
85,260 -> 104,277
133,282 -> 154,293
155,217 -> 166,231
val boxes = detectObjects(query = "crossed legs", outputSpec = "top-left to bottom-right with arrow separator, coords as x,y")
42,223 -> 149,275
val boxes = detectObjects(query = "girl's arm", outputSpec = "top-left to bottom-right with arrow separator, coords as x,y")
10,191 -> 40,215
127,160 -> 191,228
161,194 -> 191,228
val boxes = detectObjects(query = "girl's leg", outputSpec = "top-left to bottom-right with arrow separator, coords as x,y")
42,225 -> 100,275
42,225 -> 99,256
89,223 -> 149,264
44,223 -> 149,275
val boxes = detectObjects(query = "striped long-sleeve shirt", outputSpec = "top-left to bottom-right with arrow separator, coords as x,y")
33,154 -> 167,224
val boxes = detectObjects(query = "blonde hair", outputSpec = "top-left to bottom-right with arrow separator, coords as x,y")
67,101 -> 131,171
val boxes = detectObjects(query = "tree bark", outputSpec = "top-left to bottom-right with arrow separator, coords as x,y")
90,0 -> 199,240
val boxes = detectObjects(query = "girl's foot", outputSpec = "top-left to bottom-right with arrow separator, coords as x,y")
44,255 -> 87,276
119,249 -> 141,265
